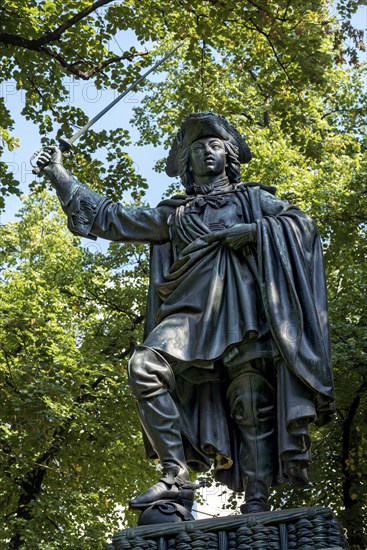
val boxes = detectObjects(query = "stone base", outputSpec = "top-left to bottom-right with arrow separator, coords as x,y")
111,506 -> 348,549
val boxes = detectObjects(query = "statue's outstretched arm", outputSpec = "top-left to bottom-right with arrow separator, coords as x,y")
37,146 -> 171,245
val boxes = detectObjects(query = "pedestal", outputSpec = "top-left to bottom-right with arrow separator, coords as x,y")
111,506 -> 348,549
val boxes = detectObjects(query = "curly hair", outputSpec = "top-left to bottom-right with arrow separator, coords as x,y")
179,140 -> 241,195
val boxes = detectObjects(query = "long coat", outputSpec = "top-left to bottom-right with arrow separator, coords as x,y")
63,181 -> 335,491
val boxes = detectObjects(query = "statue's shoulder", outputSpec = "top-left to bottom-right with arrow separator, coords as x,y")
236,182 -> 277,196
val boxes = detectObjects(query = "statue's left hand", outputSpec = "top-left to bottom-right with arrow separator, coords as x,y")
204,224 -> 256,250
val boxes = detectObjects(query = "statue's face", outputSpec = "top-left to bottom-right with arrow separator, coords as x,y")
189,136 -> 226,180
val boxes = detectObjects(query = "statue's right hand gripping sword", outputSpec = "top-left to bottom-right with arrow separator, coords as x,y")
30,42 -> 183,174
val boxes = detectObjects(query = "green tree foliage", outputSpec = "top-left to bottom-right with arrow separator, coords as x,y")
1,0 -> 367,547
0,193 -> 155,548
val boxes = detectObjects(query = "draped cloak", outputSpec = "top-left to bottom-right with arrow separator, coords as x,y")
63,181 -> 335,491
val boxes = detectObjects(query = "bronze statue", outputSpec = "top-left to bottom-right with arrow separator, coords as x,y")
38,112 -> 335,517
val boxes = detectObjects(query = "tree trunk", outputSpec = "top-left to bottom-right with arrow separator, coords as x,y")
341,382 -> 367,549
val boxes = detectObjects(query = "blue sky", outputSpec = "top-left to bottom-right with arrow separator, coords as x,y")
0,4 -> 366,518
1,6 -> 366,228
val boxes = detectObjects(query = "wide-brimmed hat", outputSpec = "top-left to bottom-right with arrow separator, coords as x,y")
165,112 -> 252,177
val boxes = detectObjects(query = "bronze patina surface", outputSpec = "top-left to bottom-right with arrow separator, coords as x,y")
39,112 -> 335,521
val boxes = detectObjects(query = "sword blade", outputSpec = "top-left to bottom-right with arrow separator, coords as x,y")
64,42 -> 183,149
31,42 -> 183,173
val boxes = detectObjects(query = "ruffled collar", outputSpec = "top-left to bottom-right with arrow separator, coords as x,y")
193,176 -> 234,196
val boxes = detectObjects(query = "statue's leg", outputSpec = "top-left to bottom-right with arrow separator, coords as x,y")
127,346 -> 194,510
227,359 -> 277,514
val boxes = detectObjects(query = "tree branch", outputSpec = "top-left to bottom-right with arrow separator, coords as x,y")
241,0 -> 298,23
39,46 -> 149,80
8,368 -> 118,545
0,0 -> 114,49
0,1 -> 149,80
59,285 -> 145,326
341,378 -> 367,505
247,16 -> 296,90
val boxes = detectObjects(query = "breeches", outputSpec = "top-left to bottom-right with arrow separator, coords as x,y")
128,345 -> 314,479
127,344 -> 276,406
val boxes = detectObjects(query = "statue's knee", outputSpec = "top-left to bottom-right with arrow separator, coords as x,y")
128,348 -> 146,382
128,346 -> 175,400
227,373 -> 275,427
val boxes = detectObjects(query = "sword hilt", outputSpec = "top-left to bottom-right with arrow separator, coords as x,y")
30,137 -> 72,175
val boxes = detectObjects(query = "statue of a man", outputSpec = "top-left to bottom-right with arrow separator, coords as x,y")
39,112 -> 335,515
